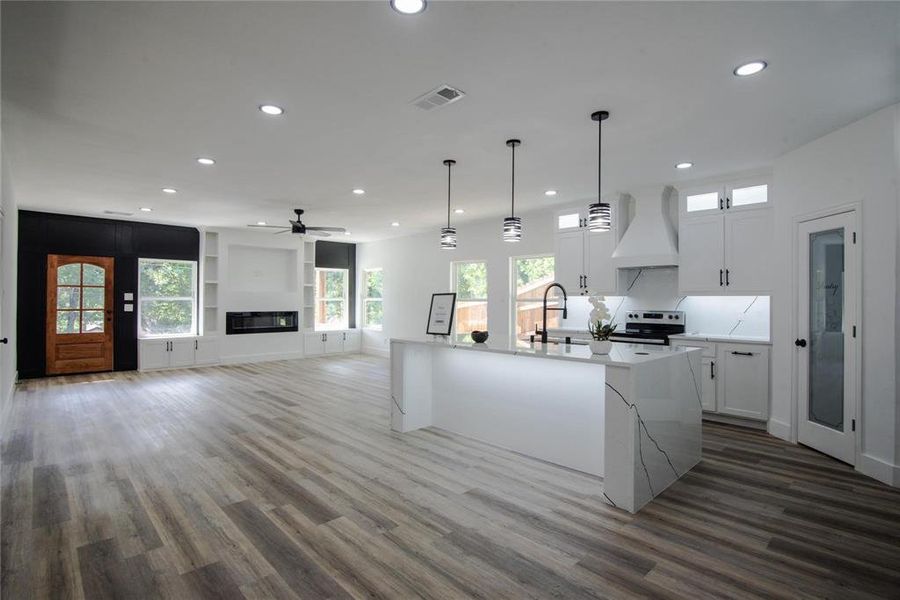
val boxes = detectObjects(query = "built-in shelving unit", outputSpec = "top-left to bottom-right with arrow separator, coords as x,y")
203,231 -> 220,335
302,240 -> 316,330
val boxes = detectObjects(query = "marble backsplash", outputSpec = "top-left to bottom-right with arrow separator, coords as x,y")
559,267 -> 770,338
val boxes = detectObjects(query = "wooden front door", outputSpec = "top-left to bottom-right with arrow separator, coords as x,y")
46,255 -> 114,374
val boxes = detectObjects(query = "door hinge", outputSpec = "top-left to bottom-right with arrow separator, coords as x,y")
852,231 -> 856,244
851,419 -> 856,432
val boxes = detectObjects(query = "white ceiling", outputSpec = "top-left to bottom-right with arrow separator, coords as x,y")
3,1 -> 898,242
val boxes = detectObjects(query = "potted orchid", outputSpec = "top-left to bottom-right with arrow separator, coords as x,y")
587,296 -> 616,355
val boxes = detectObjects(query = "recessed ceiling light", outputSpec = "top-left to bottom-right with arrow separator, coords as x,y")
733,60 -> 767,77
454,208 -> 465,214
162,187 -> 177,194
352,188 -> 365,195
259,104 -> 284,116
197,157 -> 215,165
256,221 -> 267,226
390,0 -> 426,15
675,162 -> 694,169
544,190 -> 558,197
140,207 -> 153,212
391,221 -> 400,227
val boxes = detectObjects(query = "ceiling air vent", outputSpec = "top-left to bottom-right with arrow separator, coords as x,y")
411,84 -> 465,111
104,210 -> 134,217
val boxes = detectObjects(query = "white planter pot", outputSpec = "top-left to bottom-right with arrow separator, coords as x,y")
589,340 -> 613,355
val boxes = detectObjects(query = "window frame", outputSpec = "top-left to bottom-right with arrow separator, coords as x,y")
509,253 -> 557,345
362,267 -> 384,331
137,257 -> 198,339
451,260 -> 488,342
315,267 -> 349,331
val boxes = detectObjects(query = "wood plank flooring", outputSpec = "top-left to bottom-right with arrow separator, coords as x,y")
2,354 -> 899,599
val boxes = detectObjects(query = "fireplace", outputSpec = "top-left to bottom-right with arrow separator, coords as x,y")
225,311 -> 298,335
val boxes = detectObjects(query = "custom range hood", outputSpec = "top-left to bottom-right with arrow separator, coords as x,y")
611,185 -> 679,268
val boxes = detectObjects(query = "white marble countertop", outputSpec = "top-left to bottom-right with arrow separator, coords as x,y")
391,337 -> 701,367
669,333 -> 771,345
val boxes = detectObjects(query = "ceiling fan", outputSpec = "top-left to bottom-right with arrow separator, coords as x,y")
247,209 -> 346,237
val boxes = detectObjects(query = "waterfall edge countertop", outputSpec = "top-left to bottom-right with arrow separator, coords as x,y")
390,337 -> 699,367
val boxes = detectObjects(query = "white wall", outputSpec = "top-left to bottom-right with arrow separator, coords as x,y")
1,140 -> 18,425
210,228 -> 307,364
771,104 -> 899,485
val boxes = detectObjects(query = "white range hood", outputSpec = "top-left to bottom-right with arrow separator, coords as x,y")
611,185 -> 679,268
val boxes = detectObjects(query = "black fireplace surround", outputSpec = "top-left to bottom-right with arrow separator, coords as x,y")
226,311 -> 298,335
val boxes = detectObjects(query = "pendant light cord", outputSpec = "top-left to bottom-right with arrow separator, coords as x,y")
446,161 -> 452,227
510,143 -> 516,217
597,115 -> 602,203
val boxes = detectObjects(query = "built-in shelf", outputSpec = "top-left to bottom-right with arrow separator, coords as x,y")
203,231 -> 220,336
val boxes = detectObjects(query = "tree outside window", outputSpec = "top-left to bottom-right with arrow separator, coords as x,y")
138,258 -> 197,337
452,261 -> 487,342
512,255 -> 556,345
315,268 -> 349,330
363,268 -> 383,330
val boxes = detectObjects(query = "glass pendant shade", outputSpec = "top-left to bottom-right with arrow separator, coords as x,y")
588,202 -> 611,232
440,226 -> 457,249
503,216 -> 522,242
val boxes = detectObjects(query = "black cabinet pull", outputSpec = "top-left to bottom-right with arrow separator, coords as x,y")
719,269 -> 724,286
710,361 -> 715,379
794,338 -> 807,348
719,197 -> 724,210
726,197 -> 731,209
731,351 -> 754,356
725,269 -> 730,286
0,338 -> 8,344
195,340 -> 198,350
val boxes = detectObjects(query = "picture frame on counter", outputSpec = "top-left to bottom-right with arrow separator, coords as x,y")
426,292 -> 456,336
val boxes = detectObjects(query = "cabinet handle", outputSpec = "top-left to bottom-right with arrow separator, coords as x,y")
710,360 -> 715,379
719,269 -> 724,286
195,340 -> 198,350
731,351 -> 754,356
725,269 -> 730,286
726,197 -> 731,209
719,197 -> 724,210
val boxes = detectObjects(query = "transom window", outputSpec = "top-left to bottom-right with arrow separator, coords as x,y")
452,261 -> 487,342
315,268 -> 349,330
55,262 -> 106,334
138,258 -> 198,338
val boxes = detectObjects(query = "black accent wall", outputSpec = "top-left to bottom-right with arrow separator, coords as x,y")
315,241 -> 357,329
18,210 -> 199,378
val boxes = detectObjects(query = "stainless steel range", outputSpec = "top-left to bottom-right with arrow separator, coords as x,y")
608,310 -> 685,345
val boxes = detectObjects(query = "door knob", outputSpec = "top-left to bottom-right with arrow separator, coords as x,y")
0,338 -> 7,344
794,338 -> 807,348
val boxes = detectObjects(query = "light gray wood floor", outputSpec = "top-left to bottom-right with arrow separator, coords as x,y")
2,354 -> 899,599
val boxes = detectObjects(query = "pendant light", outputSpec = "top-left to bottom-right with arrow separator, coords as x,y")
440,159 -> 457,250
503,138 -> 522,242
588,110 -> 611,232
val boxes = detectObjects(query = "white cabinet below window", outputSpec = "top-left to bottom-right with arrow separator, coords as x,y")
304,330 -> 361,356
139,337 -> 219,371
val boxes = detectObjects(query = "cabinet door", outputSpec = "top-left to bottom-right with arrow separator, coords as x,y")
554,229 -> 585,294
585,228 -> 618,295
678,215 -> 725,293
139,339 -> 170,371
701,357 -> 717,412
724,209 -> 773,293
304,333 -> 324,356
169,338 -> 196,368
717,344 -> 769,420
324,332 -> 343,354
194,337 -> 220,365
343,331 -> 361,353
725,180 -> 770,213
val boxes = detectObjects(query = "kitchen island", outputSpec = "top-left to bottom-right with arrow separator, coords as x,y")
390,338 -> 703,513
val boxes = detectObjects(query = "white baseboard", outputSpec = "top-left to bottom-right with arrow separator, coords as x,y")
702,412 -> 767,430
362,346 -> 390,358
767,417 -> 792,442
858,453 -> 900,487
219,351 -> 305,365
0,371 -> 16,435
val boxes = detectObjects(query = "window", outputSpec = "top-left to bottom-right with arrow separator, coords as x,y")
363,268 -> 383,330
55,262 -> 107,334
685,191 -> 720,213
138,258 -> 198,338
730,183 -> 768,208
315,268 -> 348,330
452,261 -> 487,342
511,255 -> 557,345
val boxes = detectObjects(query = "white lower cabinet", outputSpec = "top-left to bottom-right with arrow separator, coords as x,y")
672,339 -> 770,421
304,330 -> 361,356
139,336 -> 220,371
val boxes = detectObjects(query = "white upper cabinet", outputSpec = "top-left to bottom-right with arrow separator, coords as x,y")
679,215 -> 725,292
584,227 -> 619,295
553,197 -> 624,297
554,228 -> 586,294
556,209 -> 585,233
678,176 -> 773,294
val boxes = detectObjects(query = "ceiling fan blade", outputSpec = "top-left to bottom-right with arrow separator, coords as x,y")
306,226 -> 346,233
248,224 -> 290,229
306,230 -> 331,237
